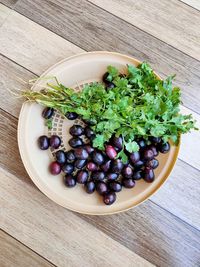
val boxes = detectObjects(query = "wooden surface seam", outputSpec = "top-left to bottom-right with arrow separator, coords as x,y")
0,1 -> 200,266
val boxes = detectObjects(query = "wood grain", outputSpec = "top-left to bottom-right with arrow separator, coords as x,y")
1,163 -> 200,267
0,108 -> 200,266
0,54 -> 35,117
0,3 -> 200,266
12,0 -> 200,114
89,0 -> 200,60
150,159 -> 200,230
179,106 -> 200,170
0,5 -> 83,75
81,204 -> 200,267
180,0 -> 200,10
0,2 -> 11,25
0,0 -> 18,8
0,230 -> 55,267
0,166 -> 154,267
1,53 -> 200,229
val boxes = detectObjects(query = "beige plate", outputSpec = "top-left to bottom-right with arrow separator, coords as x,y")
18,51 -> 180,215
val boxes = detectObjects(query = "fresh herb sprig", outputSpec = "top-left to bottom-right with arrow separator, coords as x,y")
22,62 -> 197,159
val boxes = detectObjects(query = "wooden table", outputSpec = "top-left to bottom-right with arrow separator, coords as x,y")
0,1 -> 200,266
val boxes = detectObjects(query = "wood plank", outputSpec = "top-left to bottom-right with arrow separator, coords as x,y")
80,204 -> 200,267
178,105 -> 200,170
88,0 -> 200,60
0,109 -> 200,266
1,55 -> 200,229
0,0 -> 18,9
180,0 -> 200,10
0,3 -> 11,26
150,159 -> 200,230
12,0 -> 200,114
0,54 -> 35,118
0,230 -> 55,267
0,167 -> 154,267
0,7 -> 83,75
1,164 -> 200,267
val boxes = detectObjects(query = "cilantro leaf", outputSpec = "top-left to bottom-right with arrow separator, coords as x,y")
93,134 -> 105,150
125,140 -> 139,153
45,118 -> 53,129
117,150 -> 128,164
23,61 -> 198,161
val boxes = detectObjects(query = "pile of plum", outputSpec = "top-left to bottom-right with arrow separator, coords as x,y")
38,107 -> 170,205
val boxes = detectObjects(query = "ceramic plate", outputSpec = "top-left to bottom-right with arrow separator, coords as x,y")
18,51 -> 180,215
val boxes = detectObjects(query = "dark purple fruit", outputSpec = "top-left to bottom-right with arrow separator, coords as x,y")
62,163 -> 74,174
76,170 -> 89,184
38,135 -> 49,150
103,72 -> 112,83
64,174 -> 76,188
49,161 -> 61,175
85,181 -> 95,194
69,125 -> 84,136
133,170 -> 143,180
74,159 -> 87,169
42,107 -> 54,119
158,142 -> 170,153
68,137 -> 83,148
150,136 -> 162,144
85,126 -> 95,139
92,151 -> 104,165
106,82 -> 115,89
83,145 -> 94,154
112,136 -> 123,150
103,192 -> 116,205
146,159 -> 159,169
113,146 -> 121,152
66,112 -> 78,120
91,171 -> 105,181
129,152 -> 140,164
101,160 -> 111,172
86,162 -> 98,172
65,150 -> 76,163
96,181 -> 108,195
107,173 -> 119,180
74,148 -> 88,160
148,145 -> 159,157
143,149 -> 154,161
134,160 -> 145,169
105,145 -> 117,159
109,181 -> 122,192
122,166 -> 133,178
122,178 -> 135,188
143,167 -> 155,183
137,139 -> 146,149
55,150 -> 66,165
111,159 -> 123,173
50,135 -> 61,149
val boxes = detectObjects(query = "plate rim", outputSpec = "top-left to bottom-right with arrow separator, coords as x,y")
17,51 -> 180,215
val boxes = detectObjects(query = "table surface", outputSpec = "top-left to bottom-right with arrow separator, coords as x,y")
0,0 -> 200,266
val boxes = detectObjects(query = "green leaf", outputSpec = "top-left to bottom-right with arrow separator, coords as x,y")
93,134 -> 105,150
107,65 -> 119,77
74,107 -> 90,118
117,150 -> 128,164
125,140 -> 139,153
22,62 -> 197,152
150,125 -> 166,137
45,119 -> 53,129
